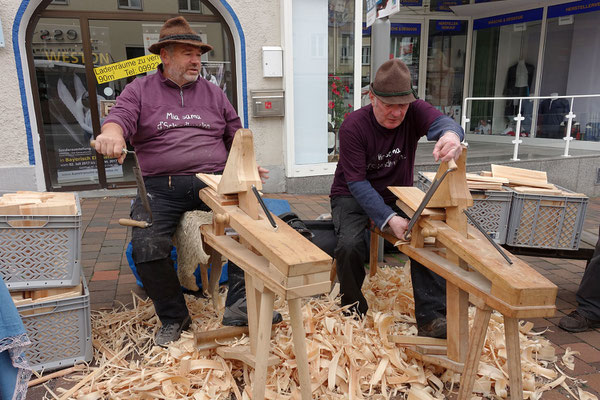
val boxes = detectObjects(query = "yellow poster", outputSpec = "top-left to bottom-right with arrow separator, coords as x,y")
94,54 -> 161,84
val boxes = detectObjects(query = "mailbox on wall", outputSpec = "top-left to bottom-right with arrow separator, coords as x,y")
251,90 -> 285,117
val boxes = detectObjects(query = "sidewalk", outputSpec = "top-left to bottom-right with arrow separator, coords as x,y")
31,194 -> 600,399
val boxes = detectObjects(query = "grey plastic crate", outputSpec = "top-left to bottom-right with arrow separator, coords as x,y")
16,277 -> 92,372
506,188 -> 588,250
0,195 -> 81,289
415,172 -> 513,244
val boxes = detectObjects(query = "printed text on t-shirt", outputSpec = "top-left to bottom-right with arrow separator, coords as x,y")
157,112 -> 211,130
366,147 -> 406,170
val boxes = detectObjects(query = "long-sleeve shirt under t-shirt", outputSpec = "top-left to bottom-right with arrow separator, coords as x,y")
103,66 -> 242,176
330,100 -> 464,227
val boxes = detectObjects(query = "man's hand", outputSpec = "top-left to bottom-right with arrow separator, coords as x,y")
387,215 -> 409,240
432,131 -> 462,162
258,166 -> 270,183
93,123 -> 127,164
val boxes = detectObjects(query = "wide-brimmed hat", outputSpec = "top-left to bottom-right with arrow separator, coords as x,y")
370,59 -> 417,104
148,16 -> 213,55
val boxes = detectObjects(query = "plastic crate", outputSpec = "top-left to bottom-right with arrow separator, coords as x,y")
0,195 -> 82,290
506,188 -> 588,250
16,277 -> 92,372
415,172 -> 513,244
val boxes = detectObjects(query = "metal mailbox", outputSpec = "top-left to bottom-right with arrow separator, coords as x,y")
251,90 -> 285,117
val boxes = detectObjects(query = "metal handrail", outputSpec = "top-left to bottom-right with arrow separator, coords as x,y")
461,94 -> 600,160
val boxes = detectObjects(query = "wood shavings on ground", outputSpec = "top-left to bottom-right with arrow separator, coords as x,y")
47,265 -> 594,399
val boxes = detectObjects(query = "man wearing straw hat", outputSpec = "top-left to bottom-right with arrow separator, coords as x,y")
93,16 -> 281,347
330,59 -> 464,338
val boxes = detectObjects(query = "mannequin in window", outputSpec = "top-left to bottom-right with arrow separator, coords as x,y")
427,48 -> 454,107
503,59 -> 535,116
537,92 -> 570,139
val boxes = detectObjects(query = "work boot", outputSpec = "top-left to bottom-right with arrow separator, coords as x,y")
154,315 -> 191,347
222,298 -> 283,326
418,317 -> 447,339
559,310 -> 600,333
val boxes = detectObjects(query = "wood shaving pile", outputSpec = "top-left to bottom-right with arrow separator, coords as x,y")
46,265 -> 596,399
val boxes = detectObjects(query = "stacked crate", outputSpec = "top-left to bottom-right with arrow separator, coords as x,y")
0,191 -> 92,371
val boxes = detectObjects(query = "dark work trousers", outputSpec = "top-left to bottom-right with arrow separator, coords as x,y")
130,175 -> 245,325
331,196 -> 446,325
576,226 -> 600,321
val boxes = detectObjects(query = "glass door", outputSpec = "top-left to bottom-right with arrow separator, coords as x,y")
31,17 -> 101,189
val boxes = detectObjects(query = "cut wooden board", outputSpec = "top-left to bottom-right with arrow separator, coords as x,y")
490,165 -> 555,189
0,191 -> 77,215
388,186 -> 445,219
511,186 -> 563,196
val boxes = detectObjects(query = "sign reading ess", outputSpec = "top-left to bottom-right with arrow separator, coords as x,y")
94,54 -> 161,83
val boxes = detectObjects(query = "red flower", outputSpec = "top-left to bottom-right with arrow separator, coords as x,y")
333,76 -> 340,81
344,112 -> 350,118
344,86 -> 349,93
334,89 -> 341,96
348,104 -> 353,108
328,101 -> 335,109
331,82 -> 337,90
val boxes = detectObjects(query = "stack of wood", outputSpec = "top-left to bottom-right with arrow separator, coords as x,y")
0,191 -> 78,215
421,171 -> 508,191
423,165 -> 587,196
486,165 -> 586,197
11,284 -> 83,315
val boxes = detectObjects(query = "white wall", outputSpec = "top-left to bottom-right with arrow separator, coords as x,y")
0,0 -> 37,188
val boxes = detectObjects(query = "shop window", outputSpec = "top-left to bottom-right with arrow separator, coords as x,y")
540,6 -> 600,141
425,19 -> 467,125
390,23 -> 420,93
118,0 -> 142,11
362,45 -> 371,65
470,9 -> 542,135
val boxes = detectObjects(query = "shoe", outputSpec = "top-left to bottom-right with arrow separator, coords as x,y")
418,317 -> 447,339
154,315 -> 191,347
222,298 -> 283,326
558,310 -> 600,333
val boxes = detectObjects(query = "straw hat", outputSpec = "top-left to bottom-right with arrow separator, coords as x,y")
148,16 -> 213,55
370,59 -> 417,104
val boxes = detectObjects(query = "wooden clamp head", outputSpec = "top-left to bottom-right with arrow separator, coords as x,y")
217,129 -> 262,195
426,146 -> 472,209
217,129 -> 262,220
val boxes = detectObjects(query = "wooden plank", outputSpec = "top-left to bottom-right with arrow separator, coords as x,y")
387,335 -> 447,347
491,165 -> 555,189
20,202 -> 77,215
511,186 -> 563,196
216,345 -> 279,368
388,186 -> 446,219
199,189 -> 332,277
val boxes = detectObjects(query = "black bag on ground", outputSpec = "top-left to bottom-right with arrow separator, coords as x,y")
278,212 -> 337,258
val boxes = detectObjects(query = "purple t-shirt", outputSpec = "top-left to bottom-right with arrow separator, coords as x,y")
330,100 -> 443,203
103,67 -> 242,176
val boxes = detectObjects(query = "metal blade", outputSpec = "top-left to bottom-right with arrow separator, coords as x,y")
403,160 -> 457,240
130,151 -> 153,223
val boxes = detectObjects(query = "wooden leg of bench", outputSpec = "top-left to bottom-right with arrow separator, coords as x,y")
457,304 -> 491,400
245,273 -> 260,352
504,317 -> 523,400
369,231 -> 379,277
199,263 -> 210,296
289,297 -> 312,400
252,287 -> 275,400
207,247 -> 223,305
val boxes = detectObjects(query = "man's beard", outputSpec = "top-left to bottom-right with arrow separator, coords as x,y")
167,63 -> 200,84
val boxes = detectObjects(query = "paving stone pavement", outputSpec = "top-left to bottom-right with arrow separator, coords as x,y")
28,194 -> 600,399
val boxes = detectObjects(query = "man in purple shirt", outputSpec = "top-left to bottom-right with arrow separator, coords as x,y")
330,59 -> 463,338
93,17 -> 281,347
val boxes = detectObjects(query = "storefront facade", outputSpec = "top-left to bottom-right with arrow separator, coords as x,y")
1,0 -> 600,194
